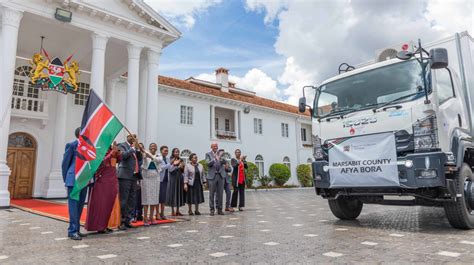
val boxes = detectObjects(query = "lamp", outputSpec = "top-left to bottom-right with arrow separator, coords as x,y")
55,8 -> 72,23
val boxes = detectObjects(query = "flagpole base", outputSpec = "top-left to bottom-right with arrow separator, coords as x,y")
43,170 -> 67,198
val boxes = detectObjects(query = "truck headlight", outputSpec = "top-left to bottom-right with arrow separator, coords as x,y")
413,114 -> 439,152
312,135 -> 324,160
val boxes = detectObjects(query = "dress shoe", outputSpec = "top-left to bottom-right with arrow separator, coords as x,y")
195,211 -> 201,215
188,211 -> 195,216
225,208 -> 230,212
69,233 -> 82,240
124,222 -> 134,228
217,211 -> 225,215
210,211 -> 215,216
118,224 -> 128,230
78,232 -> 87,237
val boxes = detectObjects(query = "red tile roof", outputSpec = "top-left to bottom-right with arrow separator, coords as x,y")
158,75 -> 311,116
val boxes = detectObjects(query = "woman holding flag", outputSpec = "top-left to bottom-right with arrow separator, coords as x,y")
85,142 -> 121,233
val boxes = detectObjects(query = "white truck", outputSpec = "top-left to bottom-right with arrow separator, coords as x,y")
298,32 -> 474,229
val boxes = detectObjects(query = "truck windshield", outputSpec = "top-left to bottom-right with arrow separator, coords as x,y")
315,60 -> 428,118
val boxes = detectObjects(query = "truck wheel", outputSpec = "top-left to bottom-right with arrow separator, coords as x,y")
328,196 -> 363,220
444,162 -> 474,229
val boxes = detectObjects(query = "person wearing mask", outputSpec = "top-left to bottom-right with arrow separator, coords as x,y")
85,142 -> 121,233
62,127 -> 88,240
117,134 -> 142,230
158,146 -> 170,220
184,153 -> 205,215
205,143 -> 231,216
141,143 -> 162,226
231,149 -> 248,211
166,148 -> 185,216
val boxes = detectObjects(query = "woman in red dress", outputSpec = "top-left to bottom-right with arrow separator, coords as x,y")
85,142 -> 121,233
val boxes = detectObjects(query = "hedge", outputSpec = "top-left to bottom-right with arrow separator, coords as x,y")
297,164 -> 313,187
269,163 -> 291,186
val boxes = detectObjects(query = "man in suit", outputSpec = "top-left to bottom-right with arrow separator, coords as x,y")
62,127 -> 88,240
206,143 -> 231,216
117,134 -> 142,230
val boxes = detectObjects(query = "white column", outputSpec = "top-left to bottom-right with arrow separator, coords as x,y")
0,7 -> 23,206
125,43 -> 142,134
234,110 -> 239,140
105,78 -> 116,107
145,48 -> 161,146
90,32 -> 108,99
210,105 -> 215,139
138,57 -> 148,141
43,94 -> 68,198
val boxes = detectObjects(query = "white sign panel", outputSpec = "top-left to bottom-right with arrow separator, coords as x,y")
328,132 -> 399,187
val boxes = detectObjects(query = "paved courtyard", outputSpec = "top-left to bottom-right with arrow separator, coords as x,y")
1,189 -> 474,264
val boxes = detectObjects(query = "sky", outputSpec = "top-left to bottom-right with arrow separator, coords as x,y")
145,0 -> 473,106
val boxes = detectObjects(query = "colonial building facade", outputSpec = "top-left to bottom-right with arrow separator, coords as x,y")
0,0 -> 312,207
0,0 -> 180,207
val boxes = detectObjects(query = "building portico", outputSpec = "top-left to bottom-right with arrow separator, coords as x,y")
0,0 -> 180,206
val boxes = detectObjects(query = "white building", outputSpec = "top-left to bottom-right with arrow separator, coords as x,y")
0,0 -> 313,207
0,0 -> 180,206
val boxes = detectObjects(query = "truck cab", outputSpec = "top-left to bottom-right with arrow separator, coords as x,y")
299,32 -> 474,229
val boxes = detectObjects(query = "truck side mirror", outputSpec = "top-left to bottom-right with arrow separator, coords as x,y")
430,48 -> 448,69
299,97 -> 307,113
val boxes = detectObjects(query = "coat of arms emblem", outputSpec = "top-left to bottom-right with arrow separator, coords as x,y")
29,49 -> 80,94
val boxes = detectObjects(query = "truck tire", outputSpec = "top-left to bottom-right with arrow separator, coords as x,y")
328,196 -> 363,220
444,162 -> 474,229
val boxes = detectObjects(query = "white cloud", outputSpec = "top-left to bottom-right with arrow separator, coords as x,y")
195,68 -> 280,100
145,0 -> 222,29
244,0 -> 473,105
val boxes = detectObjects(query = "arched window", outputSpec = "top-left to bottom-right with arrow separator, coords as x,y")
13,66 -> 39,99
255,154 -> 264,177
222,152 -> 231,161
8,132 -> 36,148
283,156 -> 291,169
307,158 -> 313,164
180,149 -> 192,164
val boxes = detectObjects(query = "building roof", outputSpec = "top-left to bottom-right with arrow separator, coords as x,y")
158,76 -> 311,117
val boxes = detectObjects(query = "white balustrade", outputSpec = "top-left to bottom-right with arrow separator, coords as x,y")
10,95 -> 48,119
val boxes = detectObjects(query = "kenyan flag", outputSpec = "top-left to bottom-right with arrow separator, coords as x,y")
70,90 -> 123,200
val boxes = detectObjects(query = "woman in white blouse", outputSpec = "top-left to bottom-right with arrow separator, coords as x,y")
141,143 -> 162,225
184,153 -> 206,215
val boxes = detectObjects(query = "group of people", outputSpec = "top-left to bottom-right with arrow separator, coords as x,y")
62,129 -> 248,240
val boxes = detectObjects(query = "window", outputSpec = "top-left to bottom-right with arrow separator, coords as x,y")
215,117 -> 219,130
13,66 -> 39,98
180,149 -> 192,164
301,128 -> 307,142
283,156 -> 291,169
225,119 -> 230,131
180,105 -> 193,125
254,118 -> 263,134
435,69 -> 456,104
222,152 -> 231,161
255,154 -> 264,177
74,82 -> 90,106
281,123 -> 289,137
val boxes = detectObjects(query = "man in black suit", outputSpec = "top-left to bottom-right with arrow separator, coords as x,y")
117,134 -> 142,230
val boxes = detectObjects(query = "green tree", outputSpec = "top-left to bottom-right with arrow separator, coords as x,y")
269,163 -> 291,186
297,164 -> 313,187
199,160 -> 208,175
245,162 -> 258,188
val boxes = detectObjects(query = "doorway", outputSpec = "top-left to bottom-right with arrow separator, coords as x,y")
7,132 -> 37,199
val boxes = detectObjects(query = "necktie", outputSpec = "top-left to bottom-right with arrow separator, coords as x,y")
132,150 -> 139,174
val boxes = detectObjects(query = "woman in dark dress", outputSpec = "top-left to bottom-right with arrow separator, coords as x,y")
166,148 -> 185,216
85,142 -> 121,233
184,153 -> 206,215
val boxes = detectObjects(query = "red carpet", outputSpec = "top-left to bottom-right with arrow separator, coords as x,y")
10,199 -> 177,227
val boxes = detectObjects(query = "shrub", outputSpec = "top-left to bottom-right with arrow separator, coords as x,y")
297,164 -> 313,187
198,160 -> 209,175
269,163 -> 291,186
245,162 -> 258,188
257,175 -> 273,188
